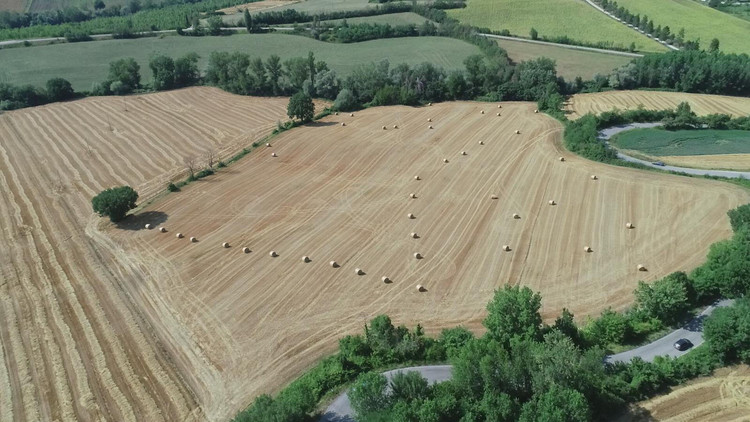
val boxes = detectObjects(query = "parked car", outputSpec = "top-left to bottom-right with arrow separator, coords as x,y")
652,161 -> 666,166
674,338 -> 693,351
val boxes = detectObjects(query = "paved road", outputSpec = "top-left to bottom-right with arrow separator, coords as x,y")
480,33 -> 644,58
599,123 -> 750,179
580,0 -> 679,51
320,365 -> 452,422
607,299 -> 733,363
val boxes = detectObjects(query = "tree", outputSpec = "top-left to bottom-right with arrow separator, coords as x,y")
243,9 -> 252,33
334,88 -> 358,111
249,58 -> 268,94
265,55 -> 283,95
183,155 -> 197,179
149,55 -> 175,91
204,148 -> 216,169
585,308 -> 628,345
446,71 -> 468,100
529,27 -> 538,40
287,92 -> 314,122
439,326 -> 474,359
349,372 -> 390,417
314,69 -> 340,100
307,51 -> 317,91
692,228 -> 750,298
45,78 -> 74,102
483,285 -> 543,347
728,204 -> 750,232
704,298 -> 750,363
519,385 -> 591,422
92,186 -> 138,222
94,0 -> 106,10
708,0 -> 721,7
207,16 -> 223,36
552,308 -> 583,347
709,38 -> 720,52
108,57 -> 140,93
174,53 -> 200,88
390,371 -> 430,403
633,272 -> 691,325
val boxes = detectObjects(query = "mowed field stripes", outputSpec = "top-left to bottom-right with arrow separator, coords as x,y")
109,101 -> 749,419
0,87 -> 299,422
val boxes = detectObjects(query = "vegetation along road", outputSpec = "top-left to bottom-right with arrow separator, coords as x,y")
321,300 -> 734,421
599,123 -> 750,179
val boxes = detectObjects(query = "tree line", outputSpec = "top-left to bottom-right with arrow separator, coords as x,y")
234,202 -> 750,421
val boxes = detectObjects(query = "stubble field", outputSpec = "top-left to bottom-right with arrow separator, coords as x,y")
566,90 -> 750,119
0,87 -> 298,422
109,101 -> 748,419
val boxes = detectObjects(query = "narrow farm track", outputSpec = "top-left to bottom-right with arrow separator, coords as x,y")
566,90 -> 750,119
0,87 -> 298,422
109,102 -> 749,419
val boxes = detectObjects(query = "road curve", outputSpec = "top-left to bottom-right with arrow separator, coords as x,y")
320,365 -> 453,422
320,299 -> 733,421
599,123 -> 750,179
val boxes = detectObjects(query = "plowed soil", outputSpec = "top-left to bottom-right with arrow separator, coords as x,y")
566,91 -> 750,119
109,102 -> 748,419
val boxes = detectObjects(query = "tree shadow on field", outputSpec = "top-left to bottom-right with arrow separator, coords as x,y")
308,121 -> 339,127
612,404 -> 657,422
116,211 -> 168,231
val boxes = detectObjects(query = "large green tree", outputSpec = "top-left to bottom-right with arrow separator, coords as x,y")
704,298 -> 750,364
287,91 -> 314,122
45,78 -> 74,102
149,55 -> 175,91
483,285 -> 543,347
92,186 -> 138,222
108,58 -> 140,93
350,372 -> 390,417
633,272 -> 691,325
519,385 -> 591,422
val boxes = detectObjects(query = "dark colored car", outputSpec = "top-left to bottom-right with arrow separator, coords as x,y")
652,161 -> 666,166
674,338 -> 693,351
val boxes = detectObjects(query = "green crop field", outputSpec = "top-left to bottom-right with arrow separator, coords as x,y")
494,38 -> 632,80
617,0 -> 750,54
319,11 -> 430,26
612,128 -> 750,156
449,0 -> 667,53
0,33 -> 479,90
717,4 -> 750,22
0,0 -> 157,12
221,0 -> 432,24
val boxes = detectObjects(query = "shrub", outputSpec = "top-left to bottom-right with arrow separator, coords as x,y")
167,182 -> 179,192
45,78 -> 75,102
91,186 -> 138,222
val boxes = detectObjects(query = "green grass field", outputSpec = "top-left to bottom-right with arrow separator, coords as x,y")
0,33 -> 479,90
449,0 -> 667,53
612,128 -> 750,156
221,0 -> 431,24
319,11 -> 430,26
617,0 -> 750,54
0,0 -> 156,13
494,38 -> 632,80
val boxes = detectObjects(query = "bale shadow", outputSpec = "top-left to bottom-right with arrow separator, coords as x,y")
117,211 -> 168,231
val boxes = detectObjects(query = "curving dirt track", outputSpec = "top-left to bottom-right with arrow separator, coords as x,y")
0,87 -> 298,422
566,90 -> 750,119
620,365 -> 750,422
109,102 -> 749,419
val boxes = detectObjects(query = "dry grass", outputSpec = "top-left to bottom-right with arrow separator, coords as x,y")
618,365 -> 750,421
111,101 -> 747,419
0,87 -> 300,422
566,90 -> 750,119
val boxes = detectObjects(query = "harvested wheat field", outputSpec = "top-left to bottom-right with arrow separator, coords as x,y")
619,365 -> 750,422
108,102 -> 749,419
655,154 -> 750,172
0,87 -> 306,422
566,90 -> 750,119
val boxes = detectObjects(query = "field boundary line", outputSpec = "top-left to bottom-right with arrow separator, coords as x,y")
479,33 -> 644,58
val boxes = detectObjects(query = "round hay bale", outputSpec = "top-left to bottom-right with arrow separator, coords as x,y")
350,113 -> 354,117
382,276 -> 391,283
513,213 -> 520,219
534,109 -> 539,113
427,118 -> 432,122
271,152 -> 277,157
410,232 -> 418,239
496,112 -> 501,116
243,247 -> 250,253
330,260 -> 339,268
223,242 -> 230,248
335,112 -> 339,115
407,213 -> 415,219
591,175 -> 598,180
414,175 -> 420,180
626,222 -> 634,229
158,227 -> 167,233
176,233 -> 183,239
428,103 -> 432,106
481,110 -> 485,114
393,125 -> 398,129
443,158 -> 449,163
416,284 -> 425,292
429,125 -> 433,129
414,252 -> 422,259
410,193 -> 416,199
497,104 -> 502,108
584,246 -> 592,252
270,250 -> 278,257
515,130 -> 521,134
302,256 -> 310,263
341,122 -> 346,127
490,194 -> 498,199
502,245 -> 511,251
637,265 -> 647,271
145,223 -> 152,230
266,142 -> 271,147
382,126 -> 387,130
190,237 -> 197,242
461,151 -> 467,156
355,268 -> 364,275
548,200 -> 556,205
479,140 -> 484,145
559,157 -> 565,162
